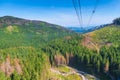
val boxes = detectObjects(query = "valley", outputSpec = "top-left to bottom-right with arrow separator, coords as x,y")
0,16 -> 120,80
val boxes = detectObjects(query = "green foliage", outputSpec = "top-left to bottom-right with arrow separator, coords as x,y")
44,25 -> 120,80
0,16 -> 120,80
0,47 -> 49,80
0,16 -> 75,80
93,26 -> 120,46
113,17 -> 120,25
0,71 -> 6,80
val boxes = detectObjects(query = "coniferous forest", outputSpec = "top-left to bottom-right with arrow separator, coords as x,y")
0,16 -> 120,80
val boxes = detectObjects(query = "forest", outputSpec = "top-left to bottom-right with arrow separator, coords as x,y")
0,16 -> 120,80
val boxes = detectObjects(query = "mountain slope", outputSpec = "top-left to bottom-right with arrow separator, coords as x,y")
87,25 -> 120,47
44,24 -> 120,80
0,16 -> 120,80
0,16 -> 74,48
82,25 -> 120,79
0,16 -> 78,80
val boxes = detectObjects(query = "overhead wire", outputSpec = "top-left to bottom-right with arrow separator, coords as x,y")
72,0 -> 99,28
72,0 -> 82,27
85,0 -> 99,46
78,0 -> 83,27
87,0 -> 99,27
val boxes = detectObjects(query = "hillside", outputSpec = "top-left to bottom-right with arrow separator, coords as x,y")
81,25 -> 120,79
0,16 -> 120,80
44,25 -> 120,80
87,25 -> 120,47
0,16 -> 74,49
0,16 -> 78,80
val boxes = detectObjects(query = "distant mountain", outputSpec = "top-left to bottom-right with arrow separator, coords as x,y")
67,24 -> 109,34
0,16 -> 74,48
0,16 -> 70,31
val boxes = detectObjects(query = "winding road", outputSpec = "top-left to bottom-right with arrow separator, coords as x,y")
51,66 -> 99,80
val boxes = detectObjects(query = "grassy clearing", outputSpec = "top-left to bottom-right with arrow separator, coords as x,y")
48,65 -> 82,80
56,65 -> 71,73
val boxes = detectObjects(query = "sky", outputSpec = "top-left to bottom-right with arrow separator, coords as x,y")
0,0 -> 120,27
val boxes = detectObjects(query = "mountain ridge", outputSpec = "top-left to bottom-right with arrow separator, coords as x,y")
0,16 -> 71,32
68,24 -> 110,34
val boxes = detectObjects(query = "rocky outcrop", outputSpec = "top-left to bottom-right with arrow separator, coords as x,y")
0,56 -> 22,77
